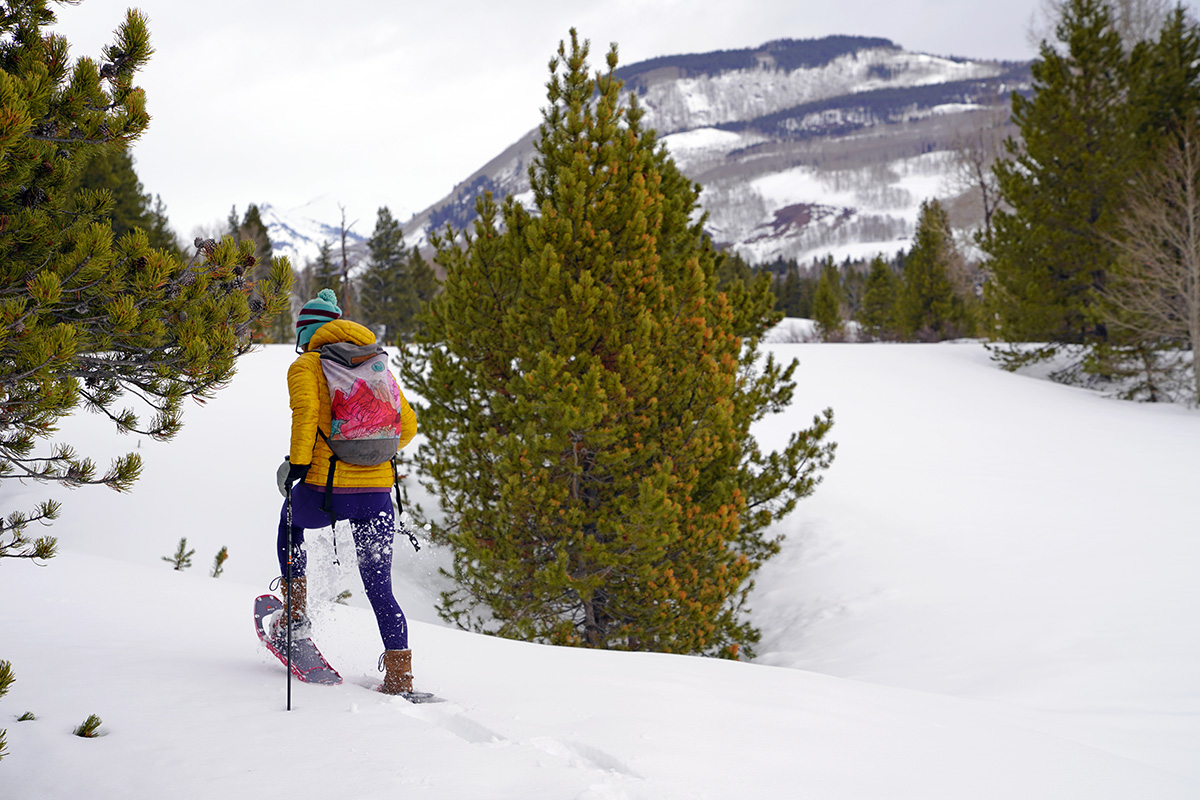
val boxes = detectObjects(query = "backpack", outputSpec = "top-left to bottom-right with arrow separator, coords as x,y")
308,341 -> 421,552
316,341 -> 404,466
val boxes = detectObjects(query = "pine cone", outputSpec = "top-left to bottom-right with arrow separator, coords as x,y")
18,187 -> 47,208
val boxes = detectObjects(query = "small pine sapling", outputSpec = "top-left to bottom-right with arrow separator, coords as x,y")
17,712 -> 35,721
0,660 -> 12,761
211,546 -> 229,577
162,538 -> 195,570
72,714 -> 102,738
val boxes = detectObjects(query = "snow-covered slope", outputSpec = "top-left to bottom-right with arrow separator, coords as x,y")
258,198 -> 369,270
404,36 -> 1030,265
2,331 -> 1197,798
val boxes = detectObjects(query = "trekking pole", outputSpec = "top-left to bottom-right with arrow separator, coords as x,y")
285,487 -> 293,712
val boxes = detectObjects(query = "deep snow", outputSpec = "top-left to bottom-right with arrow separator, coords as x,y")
2,328 -> 1198,798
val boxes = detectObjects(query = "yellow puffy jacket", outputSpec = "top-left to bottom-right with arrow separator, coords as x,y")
288,319 -> 417,491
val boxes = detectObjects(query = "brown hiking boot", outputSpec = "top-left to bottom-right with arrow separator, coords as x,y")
379,649 -> 413,695
270,576 -> 311,640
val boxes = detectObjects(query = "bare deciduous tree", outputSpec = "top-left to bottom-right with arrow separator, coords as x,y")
1029,0 -> 1173,52
949,106 -> 1012,247
1102,124 -> 1200,402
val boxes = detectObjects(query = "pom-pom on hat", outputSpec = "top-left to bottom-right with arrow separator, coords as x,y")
295,288 -> 342,351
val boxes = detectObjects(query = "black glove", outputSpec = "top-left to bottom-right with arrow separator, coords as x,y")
276,457 -> 311,497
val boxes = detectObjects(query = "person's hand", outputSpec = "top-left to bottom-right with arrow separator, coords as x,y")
276,457 -> 311,497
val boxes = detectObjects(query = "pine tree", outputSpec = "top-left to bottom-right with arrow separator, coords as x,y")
162,537 -> 194,570
775,265 -> 800,315
225,204 -> 240,240
715,249 -> 781,339
305,239 -> 339,298
210,545 -> 229,577
358,206 -> 411,342
1089,8 -> 1200,398
812,262 -> 844,341
398,30 -> 835,657
68,147 -> 145,238
859,256 -> 901,340
67,146 -> 180,257
406,245 -> 438,337
1127,6 -> 1200,142
0,2 -> 292,560
0,660 -> 12,761
236,204 -> 289,342
898,199 -> 969,341
238,204 -> 274,269
145,194 -> 180,258
984,0 -> 1134,364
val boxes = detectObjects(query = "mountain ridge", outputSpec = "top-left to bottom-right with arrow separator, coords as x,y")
262,36 -> 1030,269
404,35 -> 1029,266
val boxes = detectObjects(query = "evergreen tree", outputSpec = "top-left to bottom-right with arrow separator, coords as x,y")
238,204 -> 274,268
307,239 -> 339,294
859,256 -> 902,340
775,265 -> 800,315
1089,8 -> 1200,397
225,204 -> 240,240
410,245 -> 439,309
770,260 -> 818,319
812,263 -> 844,341
898,199 -> 968,341
358,206 -> 411,342
1127,6 -> 1200,143
984,0 -> 1133,363
715,249 -> 781,338
398,31 -> 835,657
236,204 -> 288,342
67,146 -> 180,257
0,3 -> 292,560
144,194 -> 180,257
68,147 -> 145,238
0,660 -> 12,760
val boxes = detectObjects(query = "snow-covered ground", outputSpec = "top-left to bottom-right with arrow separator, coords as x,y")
2,328 -> 1198,798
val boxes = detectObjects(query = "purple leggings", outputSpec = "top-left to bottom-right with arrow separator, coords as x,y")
277,484 -> 408,650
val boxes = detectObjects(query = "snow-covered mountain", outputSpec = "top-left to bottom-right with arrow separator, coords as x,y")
257,198 -> 369,270
406,36 -> 1030,265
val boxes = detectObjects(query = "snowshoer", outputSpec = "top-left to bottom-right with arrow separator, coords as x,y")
273,288 -> 419,695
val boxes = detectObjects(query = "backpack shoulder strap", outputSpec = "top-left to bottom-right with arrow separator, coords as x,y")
316,428 -> 338,514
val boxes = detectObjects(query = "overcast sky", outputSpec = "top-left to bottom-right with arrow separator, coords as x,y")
48,0 -> 1198,242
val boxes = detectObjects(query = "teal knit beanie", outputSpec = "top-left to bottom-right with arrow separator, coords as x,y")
295,288 -> 342,351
